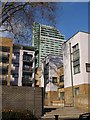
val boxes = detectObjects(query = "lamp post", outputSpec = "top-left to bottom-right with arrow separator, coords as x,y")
33,52 -> 35,116
69,42 -> 74,107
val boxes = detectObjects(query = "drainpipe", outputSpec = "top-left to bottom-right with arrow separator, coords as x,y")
69,43 -> 74,107
33,51 -> 36,116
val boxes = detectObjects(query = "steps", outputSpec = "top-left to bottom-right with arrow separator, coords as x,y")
41,106 -> 86,120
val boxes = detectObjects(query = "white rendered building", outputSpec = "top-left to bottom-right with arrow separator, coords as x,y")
63,31 -> 90,111
18,45 -> 35,87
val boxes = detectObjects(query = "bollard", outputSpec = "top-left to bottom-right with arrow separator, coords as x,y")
54,115 -> 59,120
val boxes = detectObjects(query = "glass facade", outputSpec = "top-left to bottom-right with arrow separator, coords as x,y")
33,23 -> 65,67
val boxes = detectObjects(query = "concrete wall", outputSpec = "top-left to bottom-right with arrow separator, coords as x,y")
2,86 -> 43,118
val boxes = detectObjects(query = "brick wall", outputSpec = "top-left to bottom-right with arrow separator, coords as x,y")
64,84 -> 90,112
45,91 -> 58,106
2,86 -> 43,118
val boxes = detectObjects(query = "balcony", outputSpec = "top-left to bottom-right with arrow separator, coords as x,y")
11,64 -> 15,70
22,78 -> 32,86
1,56 -> 9,63
23,69 -> 34,75
12,54 -> 16,59
23,54 -> 33,64
0,75 -> 7,80
1,46 -> 10,52
0,51 -> 8,57
0,62 -> 8,68
6,75 -> 15,81
23,65 -> 34,71
23,59 -> 33,64
0,64 -> 8,73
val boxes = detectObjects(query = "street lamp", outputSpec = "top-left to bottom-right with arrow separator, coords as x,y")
69,42 -> 74,107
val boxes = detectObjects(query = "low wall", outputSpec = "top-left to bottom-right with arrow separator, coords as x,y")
2,86 -> 43,118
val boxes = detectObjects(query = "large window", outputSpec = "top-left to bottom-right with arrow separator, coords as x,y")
52,77 -> 57,83
23,53 -> 33,61
60,75 -> 64,82
60,92 -> 64,100
73,44 -> 80,74
86,63 -> 90,72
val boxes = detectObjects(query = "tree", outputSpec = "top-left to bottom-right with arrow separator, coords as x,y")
0,2 -> 57,44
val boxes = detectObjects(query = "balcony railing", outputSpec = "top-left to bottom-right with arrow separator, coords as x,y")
0,75 -> 7,80
23,58 -> 33,63
23,67 -> 34,71
23,69 -> 33,74
0,62 -> 8,67
22,78 -> 32,86
12,54 -> 16,59
11,64 -> 15,70
0,52 -> 9,56
6,75 -> 15,81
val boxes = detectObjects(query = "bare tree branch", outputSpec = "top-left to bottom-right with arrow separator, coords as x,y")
0,2 -> 58,44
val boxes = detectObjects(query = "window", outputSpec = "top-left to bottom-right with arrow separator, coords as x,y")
73,60 -> 80,67
86,63 -> 90,72
60,75 -> 64,82
73,44 -> 79,52
60,92 -> 64,100
14,63 -> 19,67
73,51 -> 79,61
74,65 -> 80,74
75,87 -> 79,96
73,43 -> 80,74
52,77 -> 57,83
23,53 -> 32,61
60,84 -> 64,88
13,73 -> 18,78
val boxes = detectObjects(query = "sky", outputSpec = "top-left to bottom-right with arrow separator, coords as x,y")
55,2 -> 88,40
0,2 -> 88,42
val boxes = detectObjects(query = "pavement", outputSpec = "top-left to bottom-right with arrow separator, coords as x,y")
40,106 -> 87,120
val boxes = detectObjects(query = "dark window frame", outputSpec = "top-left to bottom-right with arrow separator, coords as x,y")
60,75 -> 64,82
52,77 -> 57,83
86,63 -> 90,72
72,43 -> 80,75
75,87 -> 79,96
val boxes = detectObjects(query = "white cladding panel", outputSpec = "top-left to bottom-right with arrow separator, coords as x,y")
63,32 -> 89,88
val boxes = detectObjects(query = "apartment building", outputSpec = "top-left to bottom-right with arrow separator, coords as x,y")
32,22 -> 65,67
63,32 -> 90,111
57,66 -> 64,105
41,55 -> 63,105
0,37 -> 13,86
18,45 -> 35,87
43,55 -> 63,85
0,37 -> 35,86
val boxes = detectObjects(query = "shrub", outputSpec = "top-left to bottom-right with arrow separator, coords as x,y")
2,111 -> 38,120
